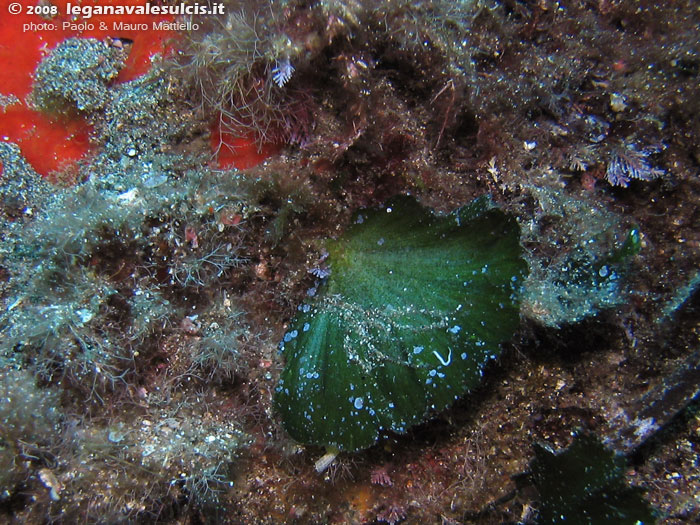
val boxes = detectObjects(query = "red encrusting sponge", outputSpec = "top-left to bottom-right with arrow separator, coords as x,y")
0,0 -> 175,178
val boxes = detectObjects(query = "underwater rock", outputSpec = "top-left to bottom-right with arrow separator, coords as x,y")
522,184 -> 642,327
275,196 -> 527,451
32,38 -> 122,113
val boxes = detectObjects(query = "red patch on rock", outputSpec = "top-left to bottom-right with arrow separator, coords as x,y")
0,0 -> 175,177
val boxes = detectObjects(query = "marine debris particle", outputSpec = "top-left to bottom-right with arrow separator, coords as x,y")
275,196 -> 527,451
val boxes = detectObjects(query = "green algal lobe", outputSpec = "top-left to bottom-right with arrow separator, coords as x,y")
275,196 -> 527,451
529,435 -> 657,524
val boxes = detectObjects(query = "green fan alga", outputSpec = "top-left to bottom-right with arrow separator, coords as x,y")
529,434 -> 657,524
275,196 -> 527,451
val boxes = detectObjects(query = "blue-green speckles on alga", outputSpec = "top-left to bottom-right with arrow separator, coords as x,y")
274,196 -> 527,451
